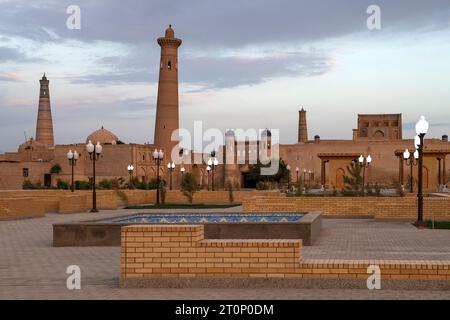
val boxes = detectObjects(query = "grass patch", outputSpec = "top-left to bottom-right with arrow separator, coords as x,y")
423,220 -> 450,230
125,203 -> 241,210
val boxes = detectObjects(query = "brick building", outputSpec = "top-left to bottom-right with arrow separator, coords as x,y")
0,26 -> 449,192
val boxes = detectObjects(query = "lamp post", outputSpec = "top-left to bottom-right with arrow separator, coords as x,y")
206,165 -> 211,190
167,162 -> 175,190
67,150 -> 79,192
308,170 -> 313,188
86,140 -> 102,212
403,149 -> 419,193
127,164 -> 134,189
286,165 -> 291,191
207,152 -> 219,191
152,149 -> 164,204
180,167 -> 185,180
358,154 -> 372,195
415,116 -> 429,227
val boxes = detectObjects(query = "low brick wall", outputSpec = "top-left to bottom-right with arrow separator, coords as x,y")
0,197 -> 46,219
242,195 -> 450,221
0,189 -> 156,218
164,190 -> 281,204
59,194 -> 88,213
121,225 -> 301,281
121,224 -> 450,286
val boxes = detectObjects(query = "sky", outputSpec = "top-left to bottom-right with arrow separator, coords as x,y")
1,0 -> 450,152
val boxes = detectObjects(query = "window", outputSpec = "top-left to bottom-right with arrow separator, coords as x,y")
167,61 -> 171,70
23,168 -> 29,177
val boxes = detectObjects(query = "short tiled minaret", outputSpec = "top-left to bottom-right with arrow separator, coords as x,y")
298,108 -> 308,143
35,74 -> 54,146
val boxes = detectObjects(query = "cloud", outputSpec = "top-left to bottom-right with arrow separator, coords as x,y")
0,71 -> 22,82
1,0 -> 450,48
182,52 -> 333,90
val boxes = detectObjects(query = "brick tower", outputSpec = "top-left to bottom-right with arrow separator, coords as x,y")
35,74 -> 54,146
298,108 -> 308,143
154,25 -> 182,160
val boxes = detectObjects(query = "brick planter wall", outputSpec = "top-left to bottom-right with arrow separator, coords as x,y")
120,224 -> 450,286
242,196 -> 450,221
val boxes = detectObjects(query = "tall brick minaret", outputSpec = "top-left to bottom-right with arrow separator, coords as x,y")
298,108 -> 308,143
35,74 -> 54,146
154,25 -> 182,159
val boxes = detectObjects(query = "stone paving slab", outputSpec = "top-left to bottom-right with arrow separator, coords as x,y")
1,208 -> 450,299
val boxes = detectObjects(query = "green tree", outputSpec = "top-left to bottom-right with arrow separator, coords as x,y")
50,164 -> 62,174
180,172 -> 201,203
248,158 -> 290,187
343,161 -> 363,192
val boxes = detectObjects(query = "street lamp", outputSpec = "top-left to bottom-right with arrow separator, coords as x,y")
308,170 -> 313,188
152,149 -> 164,204
286,165 -> 291,191
207,152 -> 219,191
180,166 -> 185,180
415,115 -> 429,227
403,149 -> 419,193
66,150 -> 79,192
167,162 -> 175,190
86,140 -> 102,212
358,154 -> 372,195
127,164 -> 134,189
206,165 -> 211,191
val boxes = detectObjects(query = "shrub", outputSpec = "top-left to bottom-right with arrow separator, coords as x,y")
22,180 -> 34,189
180,173 -> 201,203
22,180 -> 44,189
256,181 -> 269,190
98,179 -> 113,190
75,180 -> 91,190
56,179 -> 69,190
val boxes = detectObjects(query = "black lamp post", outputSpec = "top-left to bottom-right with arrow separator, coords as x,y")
167,162 -> 175,190
403,149 -> 418,193
127,164 -> 134,189
152,149 -> 164,205
67,149 -> 79,192
286,164 -> 291,191
308,170 -> 313,188
206,165 -> 211,191
207,152 -> 219,191
86,140 -> 102,212
358,154 -> 372,195
415,116 -> 429,227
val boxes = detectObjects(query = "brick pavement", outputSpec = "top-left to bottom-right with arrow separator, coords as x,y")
1,208 -> 450,299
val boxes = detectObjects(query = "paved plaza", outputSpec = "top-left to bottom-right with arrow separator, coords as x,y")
1,208 -> 450,299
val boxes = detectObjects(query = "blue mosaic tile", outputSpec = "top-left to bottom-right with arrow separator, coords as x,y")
106,213 -> 304,224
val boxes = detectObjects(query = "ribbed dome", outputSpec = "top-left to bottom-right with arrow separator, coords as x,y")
86,126 -> 119,145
